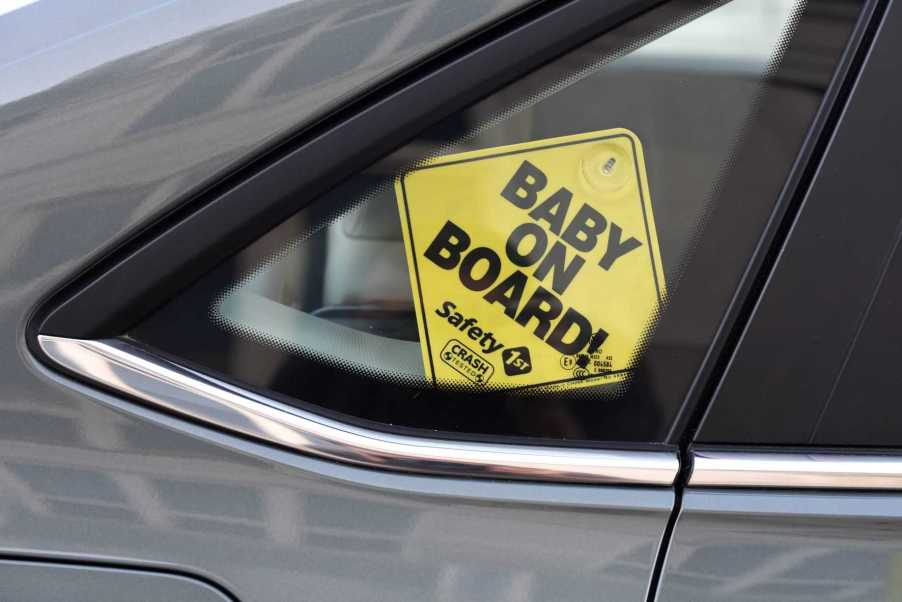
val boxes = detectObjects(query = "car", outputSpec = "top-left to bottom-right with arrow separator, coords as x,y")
1,0 -> 899,600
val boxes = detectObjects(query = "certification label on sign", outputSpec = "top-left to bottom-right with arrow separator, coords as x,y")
395,128 -> 665,391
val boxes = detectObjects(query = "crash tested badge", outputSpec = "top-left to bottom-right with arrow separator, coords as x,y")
395,128 -> 665,391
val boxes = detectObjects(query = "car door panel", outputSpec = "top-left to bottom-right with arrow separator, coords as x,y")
5,365 -> 675,600
0,560 -> 234,602
657,488 -> 902,602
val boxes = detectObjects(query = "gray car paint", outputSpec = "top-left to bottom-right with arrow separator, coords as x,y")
0,1 -> 674,601
657,489 -> 902,602
12,362 -> 675,601
0,560 -> 232,602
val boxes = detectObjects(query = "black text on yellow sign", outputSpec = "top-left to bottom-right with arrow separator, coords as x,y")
395,129 -> 666,391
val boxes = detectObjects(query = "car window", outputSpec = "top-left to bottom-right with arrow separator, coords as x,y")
128,0 -> 864,444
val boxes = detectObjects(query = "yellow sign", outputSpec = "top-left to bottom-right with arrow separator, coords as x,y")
395,128 -> 665,391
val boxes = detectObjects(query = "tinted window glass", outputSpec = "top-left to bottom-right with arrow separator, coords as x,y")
697,4 -> 902,447
130,0 -> 864,444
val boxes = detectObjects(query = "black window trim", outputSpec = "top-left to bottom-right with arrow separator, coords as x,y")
29,0 -> 665,343
693,0 -> 897,448
664,0 -> 885,445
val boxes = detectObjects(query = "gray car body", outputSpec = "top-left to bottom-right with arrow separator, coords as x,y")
1,1 -> 899,601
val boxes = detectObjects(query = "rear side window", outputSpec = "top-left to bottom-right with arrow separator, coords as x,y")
129,0 -> 864,443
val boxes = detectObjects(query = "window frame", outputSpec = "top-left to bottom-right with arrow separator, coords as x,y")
29,0 -> 877,456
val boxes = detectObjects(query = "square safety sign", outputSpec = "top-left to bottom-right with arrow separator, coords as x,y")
395,128 -> 665,391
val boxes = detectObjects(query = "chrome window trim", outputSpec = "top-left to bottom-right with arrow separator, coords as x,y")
690,450 -> 902,490
38,335 -> 679,486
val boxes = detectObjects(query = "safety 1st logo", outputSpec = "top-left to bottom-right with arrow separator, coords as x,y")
395,128 -> 665,391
